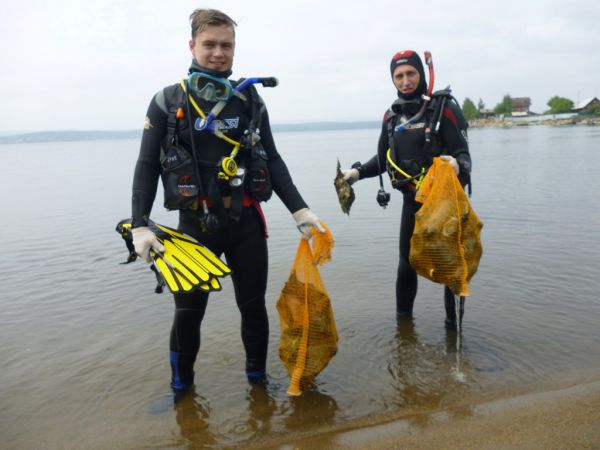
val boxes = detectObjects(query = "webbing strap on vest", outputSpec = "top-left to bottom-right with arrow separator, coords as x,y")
228,84 -> 263,222
385,112 -> 425,189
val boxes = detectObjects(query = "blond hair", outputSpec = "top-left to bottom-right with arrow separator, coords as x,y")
189,9 -> 237,38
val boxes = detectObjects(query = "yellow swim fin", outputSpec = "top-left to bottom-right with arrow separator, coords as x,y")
148,221 -> 231,294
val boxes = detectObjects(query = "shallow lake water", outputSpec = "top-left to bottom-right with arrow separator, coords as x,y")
1,125 -> 600,448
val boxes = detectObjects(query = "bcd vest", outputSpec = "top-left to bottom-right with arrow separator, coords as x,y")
159,81 -> 273,222
385,89 -> 471,194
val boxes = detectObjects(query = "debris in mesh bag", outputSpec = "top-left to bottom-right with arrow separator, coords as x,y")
276,223 -> 337,396
410,157 -> 483,297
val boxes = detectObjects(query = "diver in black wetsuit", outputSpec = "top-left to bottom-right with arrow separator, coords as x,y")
341,50 -> 471,327
129,9 -> 323,392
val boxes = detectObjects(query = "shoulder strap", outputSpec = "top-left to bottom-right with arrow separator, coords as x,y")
230,84 -> 264,222
428,87 -> 452,134
385,109 -> 398,164
164,84 -> 187,145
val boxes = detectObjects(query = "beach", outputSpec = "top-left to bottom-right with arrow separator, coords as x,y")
267,376 -> 600,449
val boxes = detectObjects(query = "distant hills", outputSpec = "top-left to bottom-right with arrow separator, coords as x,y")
0,121 -> 379,145
0,130 -> 141,145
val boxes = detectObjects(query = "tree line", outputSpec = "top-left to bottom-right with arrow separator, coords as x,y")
461,95 -> 600,121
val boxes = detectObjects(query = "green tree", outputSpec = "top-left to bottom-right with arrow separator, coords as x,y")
546,96 -> 574,114
493,94 -> 513,115
462,98 -> 479,121
478,98 -> 485,111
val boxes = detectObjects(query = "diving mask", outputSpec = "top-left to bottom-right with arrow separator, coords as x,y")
188,72 -> 233,102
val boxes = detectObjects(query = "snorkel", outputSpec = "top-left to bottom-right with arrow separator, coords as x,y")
183,76 -> 278,180
195,77 -> 278,133
394,51 -> 434,133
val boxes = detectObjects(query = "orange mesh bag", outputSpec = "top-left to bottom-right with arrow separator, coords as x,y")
410,157 -> 483,297
276,223 -> 338,396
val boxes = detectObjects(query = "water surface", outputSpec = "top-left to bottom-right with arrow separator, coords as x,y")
1,125 -> 600,448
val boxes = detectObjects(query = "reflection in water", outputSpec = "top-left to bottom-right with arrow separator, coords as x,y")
446,326 -> 467,383
446,296 -> 467,383
284,387 -> 339,430
386,318 -> 477,417
245,381 -> 277,441
174,389 -> 217,449
170,380 -> 338,448
281,386 -> 339,449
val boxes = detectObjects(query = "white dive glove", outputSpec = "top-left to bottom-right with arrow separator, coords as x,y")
341,168 -> 360,185
132,226 -> 165,263
292,208 -> 325,239
440,155 -> 459,175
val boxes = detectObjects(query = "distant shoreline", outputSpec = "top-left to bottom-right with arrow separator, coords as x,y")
0,121 -> 380,145
2,117 -> 598,145
469,115 -> 600,128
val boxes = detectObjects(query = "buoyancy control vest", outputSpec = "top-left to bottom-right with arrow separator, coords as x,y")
385,88 -> 463,192
159,80 -> 273,221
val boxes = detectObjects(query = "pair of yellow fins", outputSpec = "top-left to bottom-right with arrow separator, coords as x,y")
147,221 -> 231,294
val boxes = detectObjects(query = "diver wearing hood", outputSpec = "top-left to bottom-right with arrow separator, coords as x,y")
130,9 -> 323,393
341,50 -> 471,327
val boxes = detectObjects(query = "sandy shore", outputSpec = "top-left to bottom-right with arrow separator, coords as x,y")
257,378 -> 600,449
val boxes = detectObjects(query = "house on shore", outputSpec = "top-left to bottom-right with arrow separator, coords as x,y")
572,97 -> 599,113
479,108 -> 495,119
511,97 -> 531,116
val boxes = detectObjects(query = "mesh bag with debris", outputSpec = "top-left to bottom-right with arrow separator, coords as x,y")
410,157 -> 483,297
276,223 -> 338,395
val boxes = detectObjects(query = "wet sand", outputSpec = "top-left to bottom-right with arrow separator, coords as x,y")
257,378 -> 600,449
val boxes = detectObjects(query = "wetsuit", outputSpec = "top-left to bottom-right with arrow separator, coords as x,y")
357,97 -> 471,323
131,70 -> 307,388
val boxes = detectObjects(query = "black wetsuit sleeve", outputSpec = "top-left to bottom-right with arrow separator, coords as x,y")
439,100 -> 471,178
259,106 -> 308,213
357,120 -> 388,179
131,94 -> 167,227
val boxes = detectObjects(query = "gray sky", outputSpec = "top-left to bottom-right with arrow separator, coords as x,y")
1,0 -> 598,132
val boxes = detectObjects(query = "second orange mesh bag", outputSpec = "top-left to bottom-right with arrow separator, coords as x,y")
276,223 -> 338,396
410,157 -> 483,297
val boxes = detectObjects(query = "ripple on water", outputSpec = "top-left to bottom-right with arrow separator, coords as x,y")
3,128 -> 600,448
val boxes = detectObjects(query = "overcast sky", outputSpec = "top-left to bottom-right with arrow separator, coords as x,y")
1,0 -> 598,132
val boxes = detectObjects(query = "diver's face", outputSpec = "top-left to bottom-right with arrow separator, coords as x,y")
393,64 -> 420,95
189,24 -> 235,72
